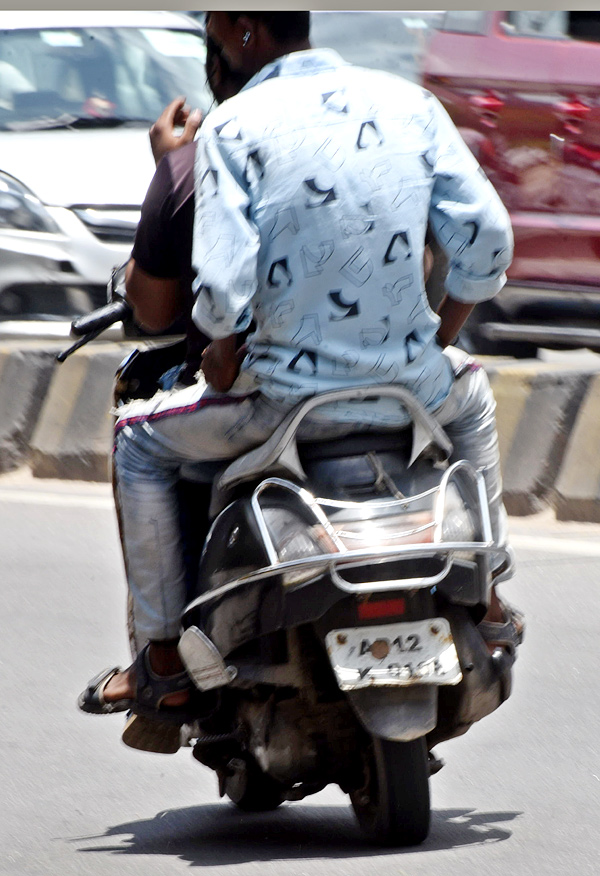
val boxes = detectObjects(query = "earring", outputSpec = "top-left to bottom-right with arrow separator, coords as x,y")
242,31 -> 251,46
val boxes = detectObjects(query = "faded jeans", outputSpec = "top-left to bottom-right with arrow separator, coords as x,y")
114,357 -> 509,643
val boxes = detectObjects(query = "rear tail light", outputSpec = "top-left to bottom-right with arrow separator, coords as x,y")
357,598 -> 406,620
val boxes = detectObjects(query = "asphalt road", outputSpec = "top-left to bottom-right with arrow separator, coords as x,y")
1,476 -> 598,876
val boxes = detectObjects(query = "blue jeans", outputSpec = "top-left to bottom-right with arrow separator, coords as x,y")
114,358 -> 509,643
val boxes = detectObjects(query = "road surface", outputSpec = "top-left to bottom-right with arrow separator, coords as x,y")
0,475 -> 598,876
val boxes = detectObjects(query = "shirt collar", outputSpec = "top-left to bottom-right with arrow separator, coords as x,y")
241,48 -> 348,93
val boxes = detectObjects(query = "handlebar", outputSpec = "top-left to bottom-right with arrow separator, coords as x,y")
57,299 -> 132,363
70,299 -> 132,337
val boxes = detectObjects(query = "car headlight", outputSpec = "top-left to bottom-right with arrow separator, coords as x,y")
0,172 -> 59,233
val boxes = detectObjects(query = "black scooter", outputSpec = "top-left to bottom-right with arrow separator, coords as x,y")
61,297 -> 516,847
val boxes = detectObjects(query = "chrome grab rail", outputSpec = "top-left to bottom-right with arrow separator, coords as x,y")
183,539 -> 510,615
216,384 -> 454,495
183,464 -> 505,614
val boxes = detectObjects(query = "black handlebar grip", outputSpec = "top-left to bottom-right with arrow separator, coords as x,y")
70,300 -> 132,337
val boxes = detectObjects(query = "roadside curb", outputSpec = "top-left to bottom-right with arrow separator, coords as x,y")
3,341 -> 600,521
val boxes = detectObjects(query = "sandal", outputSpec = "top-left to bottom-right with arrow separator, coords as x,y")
477,601 -> 525,659
121,644 -> 193,754
78,645 -> 193,753
78,667 -> 133,715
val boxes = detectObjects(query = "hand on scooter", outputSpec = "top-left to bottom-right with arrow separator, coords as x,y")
201,336 -> 246,393
149,96 -> 202,166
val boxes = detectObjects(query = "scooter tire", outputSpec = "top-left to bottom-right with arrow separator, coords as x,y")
350,736 -> 430,846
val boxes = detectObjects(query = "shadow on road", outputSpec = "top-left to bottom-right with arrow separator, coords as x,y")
73,803 -> 522,865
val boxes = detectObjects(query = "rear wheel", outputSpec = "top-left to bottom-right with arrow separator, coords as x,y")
224,755 -> 284,812
350,736 -> 430,846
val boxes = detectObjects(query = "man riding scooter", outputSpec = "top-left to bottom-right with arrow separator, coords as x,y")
79,12 -> 523,754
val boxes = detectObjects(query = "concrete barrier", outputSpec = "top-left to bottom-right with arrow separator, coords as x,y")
554,373 -> 600,522
486,363 -> 591,516
3,340 -> 600,522
29,342 -> 132,481
0,342 -> 58,473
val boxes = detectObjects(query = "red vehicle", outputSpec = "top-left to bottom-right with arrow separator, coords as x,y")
422,10 -> 600,356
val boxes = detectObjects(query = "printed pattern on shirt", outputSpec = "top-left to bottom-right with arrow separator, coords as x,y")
191,49 -> 513,425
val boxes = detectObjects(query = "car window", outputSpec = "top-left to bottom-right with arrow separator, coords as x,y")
564,11 -> 600,42
0,26 -> 211,131
502,11 -> 568,39
503,11 -> 600,43
439,12 -> 488,36
311,11 -> 440,83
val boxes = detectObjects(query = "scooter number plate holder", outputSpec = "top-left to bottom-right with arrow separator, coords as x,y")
325,618 -> 462,690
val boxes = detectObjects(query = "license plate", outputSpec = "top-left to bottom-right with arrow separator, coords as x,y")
325,619 -> 462,690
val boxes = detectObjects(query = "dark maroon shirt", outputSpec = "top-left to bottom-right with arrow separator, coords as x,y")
132,141 -> 209,382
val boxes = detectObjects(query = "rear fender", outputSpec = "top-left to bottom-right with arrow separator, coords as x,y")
346,687 -> 437,742
337,605 -> 513,744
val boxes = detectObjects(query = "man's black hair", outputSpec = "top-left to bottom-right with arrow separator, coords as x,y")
226,12 -> 310,43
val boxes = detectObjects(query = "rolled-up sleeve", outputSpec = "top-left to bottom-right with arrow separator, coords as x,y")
191,125 -> 259,338
427,93 -> 514,304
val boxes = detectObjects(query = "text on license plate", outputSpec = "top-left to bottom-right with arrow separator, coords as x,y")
325,619 -> 462,689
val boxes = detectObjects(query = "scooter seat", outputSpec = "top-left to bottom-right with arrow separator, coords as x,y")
298,429 -> 412,462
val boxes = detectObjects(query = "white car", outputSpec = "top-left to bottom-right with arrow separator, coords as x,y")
0,11 -> 211,321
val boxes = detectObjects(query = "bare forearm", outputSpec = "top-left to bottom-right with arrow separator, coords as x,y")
125,258 -> 184,332
201,335 -> 242,392
436,294 -> 476,348
210,335 -> 237,361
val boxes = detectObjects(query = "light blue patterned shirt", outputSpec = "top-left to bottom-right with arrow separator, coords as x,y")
192,49 -> 513,426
